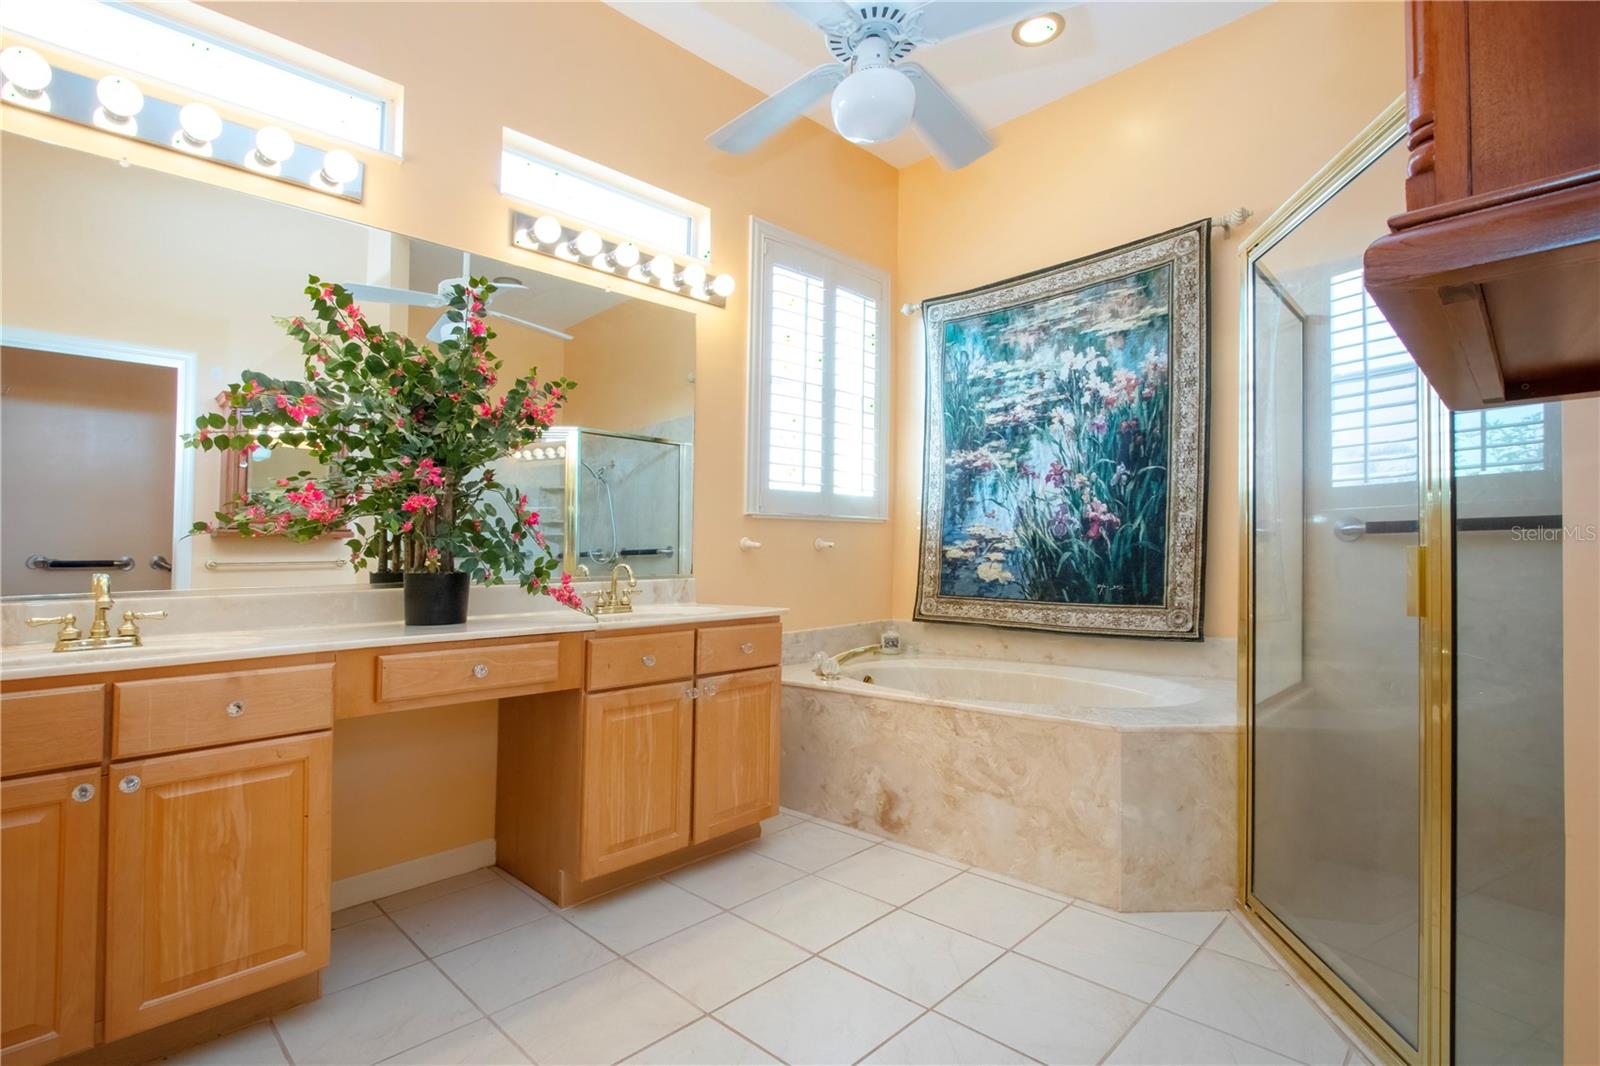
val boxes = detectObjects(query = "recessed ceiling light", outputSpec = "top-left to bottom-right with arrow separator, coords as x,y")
1013,12 -> 1064,47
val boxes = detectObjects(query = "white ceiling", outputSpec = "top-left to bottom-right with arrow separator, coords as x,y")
607,1 -> 1265,168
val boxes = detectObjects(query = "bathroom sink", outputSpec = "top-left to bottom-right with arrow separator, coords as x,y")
593,604 -> 729,625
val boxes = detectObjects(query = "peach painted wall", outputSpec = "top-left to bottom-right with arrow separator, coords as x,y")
889,1 -> 1405,637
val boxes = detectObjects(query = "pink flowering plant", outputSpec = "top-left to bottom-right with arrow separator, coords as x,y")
185,275 -> 584,609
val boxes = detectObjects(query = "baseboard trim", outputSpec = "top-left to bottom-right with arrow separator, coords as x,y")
331,838 -> 497,911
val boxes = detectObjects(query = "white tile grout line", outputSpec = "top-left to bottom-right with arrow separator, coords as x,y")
252,813 -> 1348,1066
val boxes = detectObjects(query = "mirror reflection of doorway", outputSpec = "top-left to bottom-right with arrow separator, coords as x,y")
0,344 -> 180,596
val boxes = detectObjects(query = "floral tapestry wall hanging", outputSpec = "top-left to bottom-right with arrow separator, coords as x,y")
915,219 -> 1210,639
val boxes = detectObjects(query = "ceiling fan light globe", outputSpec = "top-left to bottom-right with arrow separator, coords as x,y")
831,66 -> 914,145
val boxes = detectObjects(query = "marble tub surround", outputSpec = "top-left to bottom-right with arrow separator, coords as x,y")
780,667 -> 1237,911
783,618 -> 1239,681
0,578 -> 786,681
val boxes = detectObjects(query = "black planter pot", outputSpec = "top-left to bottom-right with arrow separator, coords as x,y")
404,571 -> 469,626
369,570 -> 404,586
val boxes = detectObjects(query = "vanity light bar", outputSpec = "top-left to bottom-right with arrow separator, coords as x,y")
510,210 -> 733,309
0,46 -> 364,201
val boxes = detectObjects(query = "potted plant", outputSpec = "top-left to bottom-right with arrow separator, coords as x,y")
186,275 -> 584,625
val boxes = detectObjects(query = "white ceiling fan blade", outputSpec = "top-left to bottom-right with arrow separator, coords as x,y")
775,0 -> 860,32
425,312 -> 452,343
902,63 -> 993,169
488,309 -> 575,342
339,283 -> 443,308
907,1 -> 1055,45
709,63 -> 848,154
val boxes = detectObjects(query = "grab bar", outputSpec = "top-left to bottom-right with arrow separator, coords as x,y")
205,559 -> 349,571
26,554 -> 135,571
1334,514 -> 1563,540
579,547 -> 675,559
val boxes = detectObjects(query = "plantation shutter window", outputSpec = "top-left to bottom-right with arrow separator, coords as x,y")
1327,268 -> 1547,487
748,220 -> 889,519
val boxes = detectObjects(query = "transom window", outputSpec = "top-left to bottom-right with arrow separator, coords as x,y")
0,0 -> 396,151
500,132 -> 708,259
1328,268 -> 1544,485
747,219 -> 888,520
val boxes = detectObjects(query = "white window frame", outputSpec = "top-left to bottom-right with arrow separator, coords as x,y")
746,218 -> 890,521
0,0 -> 402,154
501,129 -> 710,260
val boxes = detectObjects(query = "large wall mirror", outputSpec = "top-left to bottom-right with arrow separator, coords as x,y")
0,132 -> 696,597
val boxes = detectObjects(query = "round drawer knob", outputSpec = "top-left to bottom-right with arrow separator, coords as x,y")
473,664 -> 489,679
71,782 -> 96,803
226,700 -> 246,718
118,775 -> 141,794
641,655 -> 656,667
740,642 -> 755,655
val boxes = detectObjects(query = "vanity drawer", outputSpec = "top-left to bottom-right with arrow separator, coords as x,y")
376,639 -> 569,704
112,664 -> 333,758
587,630 -> 696,691
1,684 -> 106,776
697,622 -> 782,675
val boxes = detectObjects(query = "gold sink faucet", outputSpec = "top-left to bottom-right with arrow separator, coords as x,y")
593,562 -> 638,615
27,572 -> 166,653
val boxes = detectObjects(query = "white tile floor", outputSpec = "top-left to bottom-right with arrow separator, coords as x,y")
157,809 -> 1374,1066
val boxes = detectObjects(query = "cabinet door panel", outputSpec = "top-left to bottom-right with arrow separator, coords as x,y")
1,772 -> 101,1066
106,733 -> 331,1039
692,667 -> 781,843
580,682 -> 693,879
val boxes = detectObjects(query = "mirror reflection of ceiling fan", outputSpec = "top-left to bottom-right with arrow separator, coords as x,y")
340,253 -> 574,343
709,1 -> 1054,169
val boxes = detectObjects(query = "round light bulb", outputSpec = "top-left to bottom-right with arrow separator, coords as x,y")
612,242 -> 641,269
0,46 -> 51,95
319,148 -> 359,186
573,229 -> 603,258
647,255 -> 676,282
1012,13 -> 1064,46
531,215 -> 563,245
253,126 -> 295,167
679,263 -> 707,290
830,65 -> 915,145
95,75 -> 144,120
177,102 -> 222,147
711,273 -> 736,297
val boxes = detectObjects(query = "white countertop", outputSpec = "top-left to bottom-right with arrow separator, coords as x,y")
0,603 -> 786,682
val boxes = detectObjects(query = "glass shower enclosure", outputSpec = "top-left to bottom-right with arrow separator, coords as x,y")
1241,99 -> 1570,1065
497,426 -> 692,579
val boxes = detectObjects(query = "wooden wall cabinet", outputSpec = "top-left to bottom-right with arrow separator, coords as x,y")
105,733 -> 331,1040
1364,0 -> 1600,409
1,771 -> 101,1066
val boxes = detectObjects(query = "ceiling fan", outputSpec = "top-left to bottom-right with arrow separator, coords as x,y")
340,254 -> 573,343
709,1 -> 1054,169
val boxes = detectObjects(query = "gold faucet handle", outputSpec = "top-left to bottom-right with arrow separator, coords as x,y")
27,614 -> 82,641
117,609 -> 168,638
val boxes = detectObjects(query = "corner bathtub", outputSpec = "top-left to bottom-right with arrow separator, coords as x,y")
780,655 -> 1239,910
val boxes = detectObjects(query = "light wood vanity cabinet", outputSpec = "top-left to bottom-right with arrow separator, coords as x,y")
580,681 -> 695,879
1,770 -> 101,1066
1,617 -> 782,1061
692,666 -> 782,843
499,618 -> 783,906
104,733 -> 331,1040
